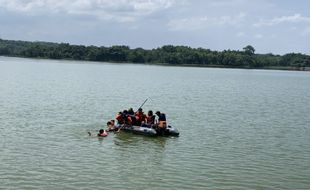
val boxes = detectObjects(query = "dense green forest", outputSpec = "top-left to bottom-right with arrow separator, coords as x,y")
1,38 -> 309,70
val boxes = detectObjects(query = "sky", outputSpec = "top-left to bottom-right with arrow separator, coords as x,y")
0,0 -> 310,55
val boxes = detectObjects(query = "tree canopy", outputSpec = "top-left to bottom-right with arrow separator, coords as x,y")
0,38 -> 309,70
243,45 -> 255,56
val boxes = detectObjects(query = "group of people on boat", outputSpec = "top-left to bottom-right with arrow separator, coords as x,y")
89,107 -> 169,137
104,108 -> 167,135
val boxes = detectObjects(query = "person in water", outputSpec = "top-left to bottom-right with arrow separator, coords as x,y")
106,121 -> 114,131
97,129 -> 108,137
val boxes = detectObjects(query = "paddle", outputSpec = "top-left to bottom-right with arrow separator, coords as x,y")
105,99 -> 148,134
137,98 -> 148,111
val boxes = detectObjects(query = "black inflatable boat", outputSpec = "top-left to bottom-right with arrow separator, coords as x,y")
119,124 -> 179,137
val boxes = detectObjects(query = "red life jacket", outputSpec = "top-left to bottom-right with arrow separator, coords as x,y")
126,116 -> 132,125
116,114 -> 125,124
136,112 -> 146,122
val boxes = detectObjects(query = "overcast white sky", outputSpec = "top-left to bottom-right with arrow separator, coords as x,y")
1,0 -> 310,54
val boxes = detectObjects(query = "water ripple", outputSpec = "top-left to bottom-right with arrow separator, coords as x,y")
1,57 -> 310,189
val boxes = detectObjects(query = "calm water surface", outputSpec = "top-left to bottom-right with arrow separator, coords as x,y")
0,56 -> 310,190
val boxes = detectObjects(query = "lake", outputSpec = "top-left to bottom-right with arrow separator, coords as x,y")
0,56 -> 309,190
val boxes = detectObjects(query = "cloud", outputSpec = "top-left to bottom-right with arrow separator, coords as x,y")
301,27 -> 310,36
254,34 -> 263,39
208,0 -> 247,7
253,14 -> 310,27
0,0 -> 177,22
236,32 -> 246,37
167,13 -> 246,31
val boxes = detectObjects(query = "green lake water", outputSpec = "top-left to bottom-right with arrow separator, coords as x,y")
0,56 -> 309,189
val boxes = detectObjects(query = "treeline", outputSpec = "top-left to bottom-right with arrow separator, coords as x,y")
1,38 -> 309,69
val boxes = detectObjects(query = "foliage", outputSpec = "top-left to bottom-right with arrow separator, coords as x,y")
243,45 -> 255,56
1,39 -> 309,69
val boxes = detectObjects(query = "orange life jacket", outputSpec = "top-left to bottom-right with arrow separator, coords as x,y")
126,116 -> 132,125
135,112 -> 146,122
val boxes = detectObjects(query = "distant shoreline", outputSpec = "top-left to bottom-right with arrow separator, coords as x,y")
1,38 -> 309,72
149,62 -> 310,71
1,55 -> 309,72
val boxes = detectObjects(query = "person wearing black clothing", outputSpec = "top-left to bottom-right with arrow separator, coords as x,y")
155,111 -> 167,135
128,108 -> 134,115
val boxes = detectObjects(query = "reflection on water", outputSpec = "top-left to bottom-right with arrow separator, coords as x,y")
113,132 -> 167,148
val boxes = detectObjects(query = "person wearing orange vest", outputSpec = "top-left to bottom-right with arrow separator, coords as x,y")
116,112 -> 125,125
135,108 -> 147,126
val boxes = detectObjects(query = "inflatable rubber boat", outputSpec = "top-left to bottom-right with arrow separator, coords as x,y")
119,124 -> 179,137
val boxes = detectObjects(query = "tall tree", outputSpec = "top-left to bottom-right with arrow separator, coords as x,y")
243,45 -> 255,56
